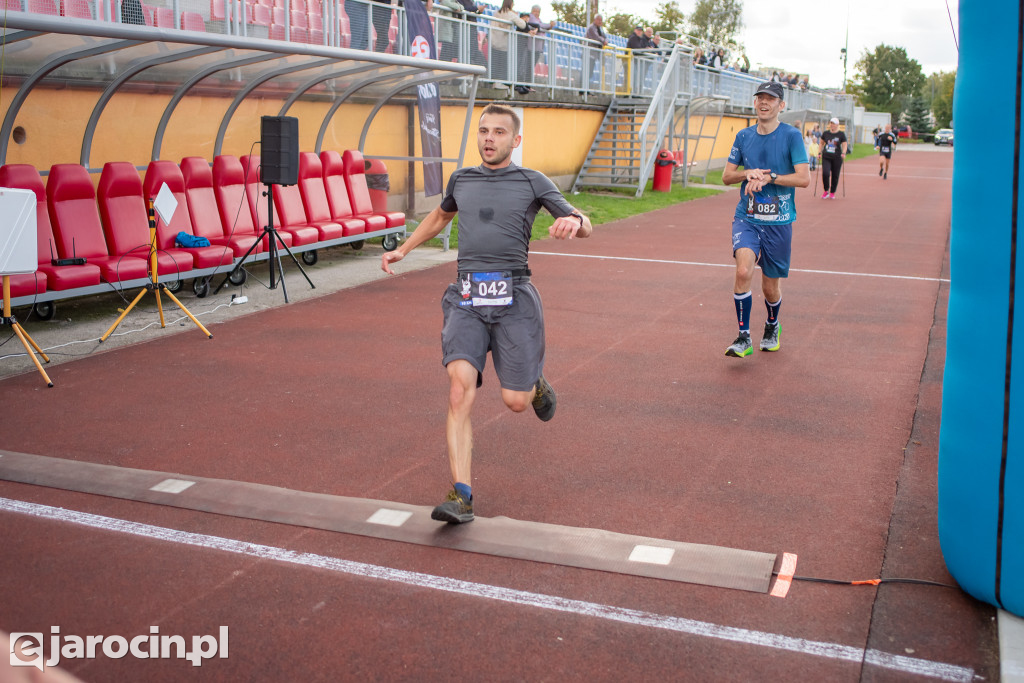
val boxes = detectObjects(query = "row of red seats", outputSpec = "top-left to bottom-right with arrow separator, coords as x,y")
3,149 -> 404,305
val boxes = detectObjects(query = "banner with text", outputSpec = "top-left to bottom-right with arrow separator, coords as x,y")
406,1 -> 443,196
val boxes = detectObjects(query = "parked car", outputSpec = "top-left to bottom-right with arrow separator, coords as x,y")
897,125 -> 913,138
934,128 -> 954,146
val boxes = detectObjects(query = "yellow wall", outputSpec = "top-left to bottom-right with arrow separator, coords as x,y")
0,87 -> 659,197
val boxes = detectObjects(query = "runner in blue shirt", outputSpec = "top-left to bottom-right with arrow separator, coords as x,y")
721,81 -> 810,357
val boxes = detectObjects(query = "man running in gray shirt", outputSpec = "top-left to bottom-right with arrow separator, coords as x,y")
382,102 -> 593,524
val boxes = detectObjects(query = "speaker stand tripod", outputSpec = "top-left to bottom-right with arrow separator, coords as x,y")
99,200 -> 213,343
213,182 -> 314,303
1,274 -> 53,387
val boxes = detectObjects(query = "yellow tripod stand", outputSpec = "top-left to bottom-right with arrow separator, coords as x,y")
1,274 -> 53,387
100,200 -> 212,343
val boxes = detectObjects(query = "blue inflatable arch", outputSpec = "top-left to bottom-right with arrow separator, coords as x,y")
939,0 -> 1023,616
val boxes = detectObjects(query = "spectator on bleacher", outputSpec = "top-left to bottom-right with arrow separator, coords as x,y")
370,0 -> 396,52
120,0 -> 144,24
643,27 -> 659,48
626,25 -> 646,50
526,5 -> 552,68
515,12 -> 537,92
787,73 -> 799,88
438,0 -> 486,63
771,70 -> 782,83
493,0 -> 527,88
348,0 -> 369,50
526,4 -> 553,32
585,14 -> 607,47
709,48 -> 725,69
693,47 -> 707,66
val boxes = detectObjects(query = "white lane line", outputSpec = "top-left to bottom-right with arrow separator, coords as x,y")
0,496 -> 973,682
531,251 -> 950,283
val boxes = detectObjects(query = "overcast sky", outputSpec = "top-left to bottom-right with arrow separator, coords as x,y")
532,0 -> 959,89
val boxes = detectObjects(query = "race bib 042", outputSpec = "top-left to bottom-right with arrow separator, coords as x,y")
459,271 -> 514,307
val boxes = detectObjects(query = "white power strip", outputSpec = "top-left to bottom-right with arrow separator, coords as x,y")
231,295 -> 248,305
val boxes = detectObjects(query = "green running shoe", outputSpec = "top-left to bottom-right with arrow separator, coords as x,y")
431,489 -> 474,524
725,334 -> 753,357
760,322 -> 781,352
532,375 -> 557,421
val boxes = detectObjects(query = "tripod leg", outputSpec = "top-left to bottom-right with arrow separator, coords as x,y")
12,323 -> 53,387
162,289 -> 213,338
275,231 -> 315,290
100,286 -> 148,342
812,163 -> 818,195
155,286 -> 166,328
13,322 -> 50,362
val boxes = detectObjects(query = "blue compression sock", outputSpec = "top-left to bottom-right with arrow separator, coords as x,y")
765,297 -> 781,326
454,482 -> 472,500
734,291 -> 752,335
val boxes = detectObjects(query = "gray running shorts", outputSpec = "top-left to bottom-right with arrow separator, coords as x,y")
441,276 -> 545,392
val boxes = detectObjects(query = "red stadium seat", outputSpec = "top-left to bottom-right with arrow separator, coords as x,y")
337,9 -> 350,48
153,5 -> 172,26
46,164 -> 150,283
251,2 -> 270,26
27,0 -> 58,14
97,162 -> 194,276
212,154 -> 283,254
289,8 -> 305,27
289,25 -> 308,43
180,10 -> 206,31
238,154 -> 297,250
1,0 -> 24,12
143,161 -> 234,269
209,0 -> 227,21
341,149 -> 405,229
319,150 -> 377,232
181,157 -> 261,257
61,0 -> 93,18
270,180 -> 334,244
0,164 -> 102,292
300,152 -> 363,237
385,9 -> 398,54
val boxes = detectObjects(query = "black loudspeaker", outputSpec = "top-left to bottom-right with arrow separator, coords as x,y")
260,115 -> 299,186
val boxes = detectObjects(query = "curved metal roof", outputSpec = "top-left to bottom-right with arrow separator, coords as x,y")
0,12 -> 483,168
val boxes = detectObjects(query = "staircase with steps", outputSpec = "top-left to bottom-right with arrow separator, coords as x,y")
570,97 -> 652,193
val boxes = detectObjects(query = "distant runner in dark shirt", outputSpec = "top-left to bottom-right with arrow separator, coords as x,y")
818,117 -> 847,199
875,123 -> 898,179
381,103 -> 593,525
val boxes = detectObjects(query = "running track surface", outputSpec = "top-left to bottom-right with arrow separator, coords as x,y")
1,149 -> 998,681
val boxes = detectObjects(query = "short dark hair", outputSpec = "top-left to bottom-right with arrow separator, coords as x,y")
481,103 -> 521,136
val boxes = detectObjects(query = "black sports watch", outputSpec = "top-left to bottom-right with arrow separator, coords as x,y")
769,171 -> 778,182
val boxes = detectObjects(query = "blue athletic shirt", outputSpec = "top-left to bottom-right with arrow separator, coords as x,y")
727,122 -> 808,225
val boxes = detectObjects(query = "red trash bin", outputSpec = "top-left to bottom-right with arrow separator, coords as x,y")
363,157 -> 390,213
652,149 -> 674,192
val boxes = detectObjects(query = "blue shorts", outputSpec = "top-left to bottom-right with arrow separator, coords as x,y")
731,216 -> 792,279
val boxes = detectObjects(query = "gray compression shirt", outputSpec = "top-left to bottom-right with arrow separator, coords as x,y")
439,163 -> 575,272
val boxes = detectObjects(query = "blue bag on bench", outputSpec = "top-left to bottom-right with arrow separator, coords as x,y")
175,232 -> 211,248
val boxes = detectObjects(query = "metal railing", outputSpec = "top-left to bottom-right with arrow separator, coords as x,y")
69,0 -> 852,117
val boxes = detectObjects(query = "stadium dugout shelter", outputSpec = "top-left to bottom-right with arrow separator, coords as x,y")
0,11 -> 483,312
